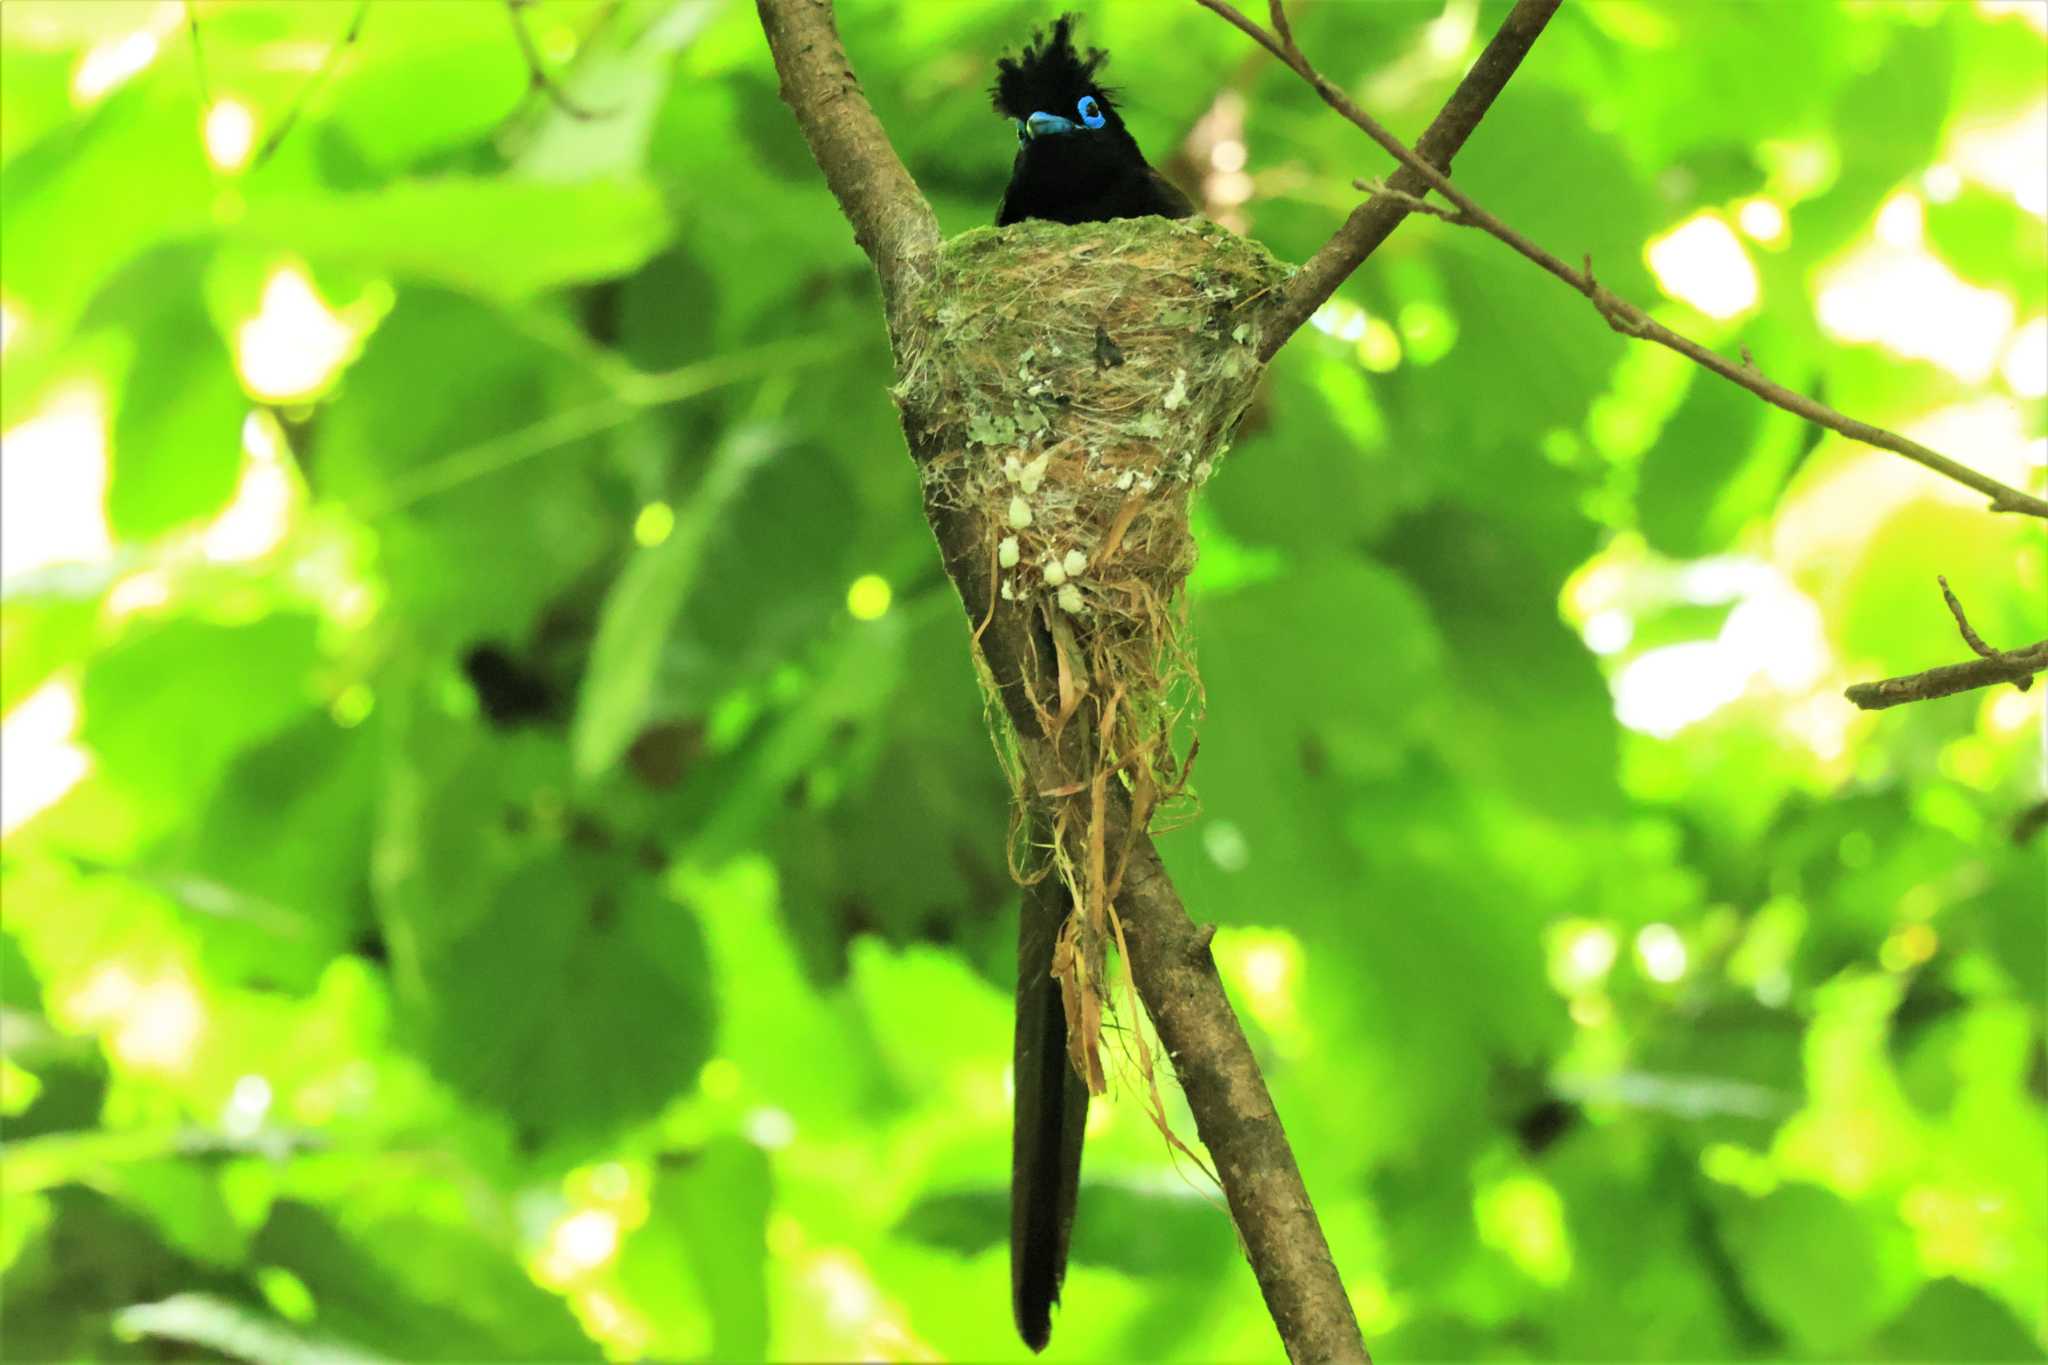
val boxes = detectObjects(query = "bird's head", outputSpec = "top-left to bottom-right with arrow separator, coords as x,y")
991,14 -> 1125,148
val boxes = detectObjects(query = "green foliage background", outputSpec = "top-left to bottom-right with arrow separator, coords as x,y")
2,1 -> 2043,1360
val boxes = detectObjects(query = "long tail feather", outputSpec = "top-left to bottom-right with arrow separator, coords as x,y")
1011,819 -> 1089,1352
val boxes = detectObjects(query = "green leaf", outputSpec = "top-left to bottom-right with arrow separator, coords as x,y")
1383,505 -> 1622,815
236,176 -> 671,301
1636,368 -> 1769,559
417,855 -> 714,1143
107,301 -> 247,541
75,615 -> 323,846
1721,1183 -> 1919,1351
574,425 -> 783,778
1925,185 -> 2048,295
1870,1278 -> 2044,1362
632,1140 -> 771,1361
251,1202 -> 593,1361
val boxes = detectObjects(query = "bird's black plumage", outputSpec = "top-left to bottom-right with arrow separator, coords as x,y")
993,15 -> 1193,228
1011,834 -> 1089,1353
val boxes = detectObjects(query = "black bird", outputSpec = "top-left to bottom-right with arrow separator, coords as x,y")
993,20 -> 1190,1352
993,15 -> 1194,228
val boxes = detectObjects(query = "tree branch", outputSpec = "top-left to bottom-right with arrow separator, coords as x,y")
1201,0 -> 2048,521
1845,577 -> 2046,710
756,3 -> 1364,1357
755,0 -> 940,324
1234,0 -> 1562,363
923,478 -> 1369,1364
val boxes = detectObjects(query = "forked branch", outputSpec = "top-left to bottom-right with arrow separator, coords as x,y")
1199,0 -> 2048,520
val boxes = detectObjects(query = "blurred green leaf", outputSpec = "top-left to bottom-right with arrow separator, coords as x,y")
1719,1183 -> 1919,1352
417,856 -> 713,1143
238,176 -> 671,301
574,424 -> 781,778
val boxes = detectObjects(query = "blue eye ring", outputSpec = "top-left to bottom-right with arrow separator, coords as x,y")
1076,95 -> 1105,129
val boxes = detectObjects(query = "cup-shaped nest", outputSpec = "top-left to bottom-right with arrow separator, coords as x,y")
897,215 -> 1288,640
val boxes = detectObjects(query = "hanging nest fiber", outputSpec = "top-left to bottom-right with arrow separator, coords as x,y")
893,216 -> 1292,1090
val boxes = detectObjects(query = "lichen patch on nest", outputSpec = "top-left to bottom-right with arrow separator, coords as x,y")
892,215 -> 1293,1091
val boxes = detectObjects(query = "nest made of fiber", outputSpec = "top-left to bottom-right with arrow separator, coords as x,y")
893,216 -> 1292,1091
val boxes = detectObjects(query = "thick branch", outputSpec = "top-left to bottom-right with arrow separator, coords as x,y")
1236,0 -> 1562,362
757,5 -> 1360,1356
1846,578 -> 2045,710
923,467 -> 1367,1365
1204,0 -> 2048,520
756,0 -> 939,320
1845,645 -> 2046,710
1116,835 -> 1367,1363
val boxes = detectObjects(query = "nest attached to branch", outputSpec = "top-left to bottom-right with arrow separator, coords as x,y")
893,216 -> 1291,1092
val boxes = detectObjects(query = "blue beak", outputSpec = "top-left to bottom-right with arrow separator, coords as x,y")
1025,110 -> 1080,139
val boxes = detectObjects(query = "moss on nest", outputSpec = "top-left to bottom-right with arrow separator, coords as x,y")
892,215 -> 1292,1090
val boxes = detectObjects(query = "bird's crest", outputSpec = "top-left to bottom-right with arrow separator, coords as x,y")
991,14 -> 1115,120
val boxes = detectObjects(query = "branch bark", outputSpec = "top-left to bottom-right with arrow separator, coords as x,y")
757,1 -> 1377,1357
1845,577 -> 2046,710
756,0 -> 939,325
1200,0 -> 2048,521
1237,0 -> 1563,363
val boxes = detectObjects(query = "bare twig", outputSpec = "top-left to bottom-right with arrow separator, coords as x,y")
505,0 -> 611,121
1232,0 -> 1562,361
1201,0 -> 2048,521
1845,578 -> 2046,710
183,1 -> 213,106
252,0 -> 369,168
1845,644 -> 2047,710
1939,574 -> 2002,659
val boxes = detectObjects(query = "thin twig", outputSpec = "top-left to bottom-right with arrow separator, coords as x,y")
183,1 -> 213,106
1201,0 -> 2048,521
1232,0 -> 1562,361
1938,574 -> 2001,659
1353,177 -> 1470,224
253,0 -> 369,168
1845,578 -> 2046,710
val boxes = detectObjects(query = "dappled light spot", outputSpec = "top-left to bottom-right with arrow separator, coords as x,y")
1737,197 -> 1786,245
1614,641 -> 1747,738
1635,923 -> 1688,983
203,99 -> 257,173
1,384 -> 112,579
1953,100 -> 2048,217
2001,316 -> 2045,398
845,573 -> 891,621
1214,929 -> 1302,1036
66,962 -> 206,1074
541,1208 -> 621,1282
633,500 -> 675,548
1474,1172 -> 1573,1287
72,19 -> 166,105
1358,316 -> 1401,373
1581,608 -> 1632,655
1879,923 -> 1938,974
1645,213 -> 1758,320
0,297 -> 20,355
0,679 -> 91,835
1546,920 -> 1618,994
221,1073 -> 273,1138
234,265 -> 373,402
202,410 -> 298,562
1202,818 -> 1249,872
